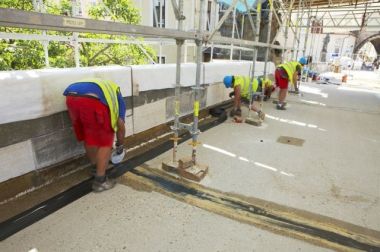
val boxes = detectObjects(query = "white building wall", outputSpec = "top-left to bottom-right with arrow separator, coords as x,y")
0,61 -> 275,183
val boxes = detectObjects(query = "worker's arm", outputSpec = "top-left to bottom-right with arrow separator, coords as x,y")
116,118 -> 126,151
115,90 -> 126,153
292,71 -> 299,86
233,85 -> 241,110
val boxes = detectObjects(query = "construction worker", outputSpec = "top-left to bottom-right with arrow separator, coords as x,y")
274,57 -> 307,110
223,75 -> 274,120
63,79 -> 126,193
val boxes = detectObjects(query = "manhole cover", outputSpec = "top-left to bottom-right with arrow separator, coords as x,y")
277,136 -> 305,146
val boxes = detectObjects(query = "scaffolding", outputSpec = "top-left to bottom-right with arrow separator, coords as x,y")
1,0 -> 378,179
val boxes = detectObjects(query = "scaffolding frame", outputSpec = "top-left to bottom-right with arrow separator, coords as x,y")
0,0 -> 304,173
0,0 -> 380,171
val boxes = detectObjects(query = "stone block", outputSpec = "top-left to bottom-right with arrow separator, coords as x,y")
178,157 -> 193,170
31,128 -> 84,169
0,140 -> 36,183
0,113 -> 64,148
179,163 -> 208,182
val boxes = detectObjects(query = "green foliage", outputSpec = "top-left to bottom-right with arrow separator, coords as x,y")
0,0 -> 156,70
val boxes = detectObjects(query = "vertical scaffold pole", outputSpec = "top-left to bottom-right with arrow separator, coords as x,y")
303,0 -> 313,81
230,6 -> 237,60
292,0 -> 301,60
172,0 -> 184,164
72,0 -> 81,67
191,0 -> 206,165
295,0 -> 304,60
250,2 -> 261,80
263,0 -> 274,79
246,1 -> 261,118
34,0 -> 49,67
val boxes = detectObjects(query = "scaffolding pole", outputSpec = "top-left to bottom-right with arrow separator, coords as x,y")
230,6 -> 237,60
246,1 -> 262,120
263,0 -> 274,78
296,0 -> 305,60
282,0 -> 296,62
191,0 -> 206,165
302,0 -> 312,57
172,0 -> 185,164
292,0 -> 301,60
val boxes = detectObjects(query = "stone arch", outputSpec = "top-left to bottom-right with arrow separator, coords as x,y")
353,32 -> 380,57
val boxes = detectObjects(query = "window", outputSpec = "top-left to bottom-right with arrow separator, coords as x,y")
156,56 -> 166,64
153,0 -> 165,28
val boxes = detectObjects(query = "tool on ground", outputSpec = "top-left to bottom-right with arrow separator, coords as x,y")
111,144 -> 125,164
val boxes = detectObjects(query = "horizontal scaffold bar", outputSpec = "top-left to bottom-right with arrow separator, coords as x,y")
0,8 -> 197,40
0,8 -> 293,51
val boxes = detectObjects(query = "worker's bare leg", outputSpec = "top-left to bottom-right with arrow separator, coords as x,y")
250,100 -> 265,120
95,147 -> 112,177
279,88 -> 287,104
85,145 -> 97,164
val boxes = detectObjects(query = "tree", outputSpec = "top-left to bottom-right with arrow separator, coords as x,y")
0,0 -> 156,70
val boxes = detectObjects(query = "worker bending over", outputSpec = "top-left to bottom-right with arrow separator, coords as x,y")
223,75 -> 274,120
63,79 -> 126,193
275,57 -> 307,110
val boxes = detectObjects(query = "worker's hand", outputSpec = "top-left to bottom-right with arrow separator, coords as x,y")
229,108 -> 241,117
229,91 -> 235,98
115,142 -> 124,155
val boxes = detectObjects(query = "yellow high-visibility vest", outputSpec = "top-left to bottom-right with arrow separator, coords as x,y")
278,61 -> 301,85
85,78 -> 120,132
234,76 -> 259,99
259,77 -> 273,88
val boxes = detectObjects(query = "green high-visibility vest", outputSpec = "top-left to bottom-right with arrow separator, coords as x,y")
278,61 -> 301,85
85,78 -> 120,132
234,76 -> 259,99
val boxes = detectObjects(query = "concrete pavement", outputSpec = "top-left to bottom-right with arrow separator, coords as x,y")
2,71 -> 380,251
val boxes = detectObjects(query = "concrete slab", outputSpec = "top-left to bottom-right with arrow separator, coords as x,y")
0,185 -> 329,252
146,80 -> 380,231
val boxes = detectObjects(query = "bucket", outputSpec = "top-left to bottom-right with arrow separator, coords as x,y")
342,75 -> 348,83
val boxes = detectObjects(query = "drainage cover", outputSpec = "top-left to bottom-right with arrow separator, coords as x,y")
277,136 -> 305,146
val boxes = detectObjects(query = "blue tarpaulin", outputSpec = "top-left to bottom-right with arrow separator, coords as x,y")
217,0 -> 258,13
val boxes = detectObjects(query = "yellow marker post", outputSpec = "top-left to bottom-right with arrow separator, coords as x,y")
194,101 -> 199,117
175,100 -> 180,116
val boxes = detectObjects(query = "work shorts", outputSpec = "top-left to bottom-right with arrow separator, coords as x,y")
275,68 -> 289,89
66,96 -> 114,147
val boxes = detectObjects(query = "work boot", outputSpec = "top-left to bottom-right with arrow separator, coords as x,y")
258,111 -> 265,120
92,177 -> 116,193
276,104 -> 286,110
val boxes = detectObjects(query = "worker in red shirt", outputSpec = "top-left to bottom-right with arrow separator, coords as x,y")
63,79 -> 126,192
275,57 -> 307,110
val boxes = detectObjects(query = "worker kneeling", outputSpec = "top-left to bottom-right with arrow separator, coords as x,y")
223,75 -> 274,121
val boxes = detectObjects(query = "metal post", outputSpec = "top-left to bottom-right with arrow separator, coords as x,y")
292,1 -> 301,60
303,3 -> 312,57
72,0 -> 81,67
34,0 -> 49,67
230,7 -> 237,60
191,0 -> 206,165
263,0 -> 273,78
240,14 -> 245,60
292,0 -> 303,60
211,42 -> 214,61
247,1 -> 261,118
172,0 -> 184,163
250,2 -> 261,80
159,40 -> 163,63
302,3 -> 312,81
